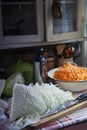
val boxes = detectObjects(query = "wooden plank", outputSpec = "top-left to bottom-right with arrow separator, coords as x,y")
28,100 -> 87,130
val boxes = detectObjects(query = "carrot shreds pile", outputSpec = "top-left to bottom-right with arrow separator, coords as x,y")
54,63 -> 87,81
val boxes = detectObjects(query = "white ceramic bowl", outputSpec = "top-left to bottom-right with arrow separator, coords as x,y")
48,68 -> 87,92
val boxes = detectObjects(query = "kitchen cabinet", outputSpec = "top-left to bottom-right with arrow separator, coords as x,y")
45,0 -> 84,42
0,0 -> 44,48
0,0 -> 85,49
82,0 -> 87,67
85,0 -> 87,36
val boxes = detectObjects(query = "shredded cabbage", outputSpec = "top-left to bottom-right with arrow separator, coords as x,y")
10,83 -> 74,122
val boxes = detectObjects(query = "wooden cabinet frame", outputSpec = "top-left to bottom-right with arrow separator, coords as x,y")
45,0 -> 85,42
0,0 -> 44,46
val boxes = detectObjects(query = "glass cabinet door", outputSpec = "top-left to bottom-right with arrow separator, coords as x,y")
0,0 -> 44,45
85,0 -> 87,37
45,0 -> 84,42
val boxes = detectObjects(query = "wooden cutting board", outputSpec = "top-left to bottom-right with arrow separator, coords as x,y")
26,100 -> 87,130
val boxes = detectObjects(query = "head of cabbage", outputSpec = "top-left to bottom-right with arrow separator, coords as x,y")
5,60 -> 33,85
2,73 -> 25,97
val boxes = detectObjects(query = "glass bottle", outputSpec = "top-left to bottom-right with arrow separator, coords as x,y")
34,48 -> 47,84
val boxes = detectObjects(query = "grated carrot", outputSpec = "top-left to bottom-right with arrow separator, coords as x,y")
54,63 -> 87,81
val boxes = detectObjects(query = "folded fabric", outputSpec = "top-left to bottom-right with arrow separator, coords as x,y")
40,107 -> 87,130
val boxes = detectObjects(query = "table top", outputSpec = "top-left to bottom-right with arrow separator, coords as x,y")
0,91 -> 87,130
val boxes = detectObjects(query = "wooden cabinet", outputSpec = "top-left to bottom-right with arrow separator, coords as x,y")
85,0 -> 87,37
45,0 -> 84,42
0,0 -> 44,49
0,0 -> 85,49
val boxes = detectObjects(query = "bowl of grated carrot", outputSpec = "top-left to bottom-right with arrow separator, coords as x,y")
48,63 -> 87,92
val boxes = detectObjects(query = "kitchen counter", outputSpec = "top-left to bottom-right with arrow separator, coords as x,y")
1,119 -> 87,130
0,90 -> 87,130
0,105 -> 87,130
